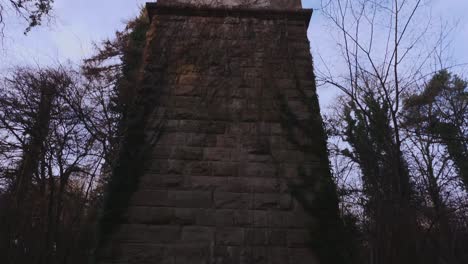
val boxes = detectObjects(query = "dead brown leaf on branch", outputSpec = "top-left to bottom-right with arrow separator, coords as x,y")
0,0 -> 54,36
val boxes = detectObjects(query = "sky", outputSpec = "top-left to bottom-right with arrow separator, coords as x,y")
0,0 -> 467,108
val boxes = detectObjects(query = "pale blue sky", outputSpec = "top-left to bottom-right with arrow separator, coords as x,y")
0,0 -> 467,107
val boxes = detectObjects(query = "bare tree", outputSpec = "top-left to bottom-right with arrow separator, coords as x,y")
0,0 -> 54,36
402,70 -> 468,263
316,0 -> 457,263
0,66 -> 108,264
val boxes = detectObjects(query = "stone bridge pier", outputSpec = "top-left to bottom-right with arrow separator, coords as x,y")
97,1 -> 326,263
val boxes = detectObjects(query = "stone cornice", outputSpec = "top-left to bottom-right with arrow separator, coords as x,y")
146,3 -> 313,25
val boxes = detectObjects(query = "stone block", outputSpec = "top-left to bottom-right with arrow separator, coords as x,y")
283,88 -> 302,99
185,161 -> 212,176
229,86 -> 246,99
267,229 -> 287,246
240,135 -> 260,149
204,147 -> 231,161
275,78 -> 295,90
227,177 -> 284,193
186,133 -> 217,147
267,211 -> 309,228
177,120 -> 202,133
175,255 -> 207,264
268,136 -> 284,149
113,224 -> 181,244
168,190 -> 212,208
272,150 -> 305,163
253,193 -> 293,210
212,108 -> 233,122
152,147 -> 173,159
240,247 -> 268,264
280,165 -> 299,179
212,246 -> 241,264
174,85 -> 199,96
171,147 -> 203,160
213,209 -> 253,227
181,226 -> 214,242
270,123 -> 283,135
164,120 -> 179,132
178,74 -> 199,85
125,206 -> 174,225
212,162 -> 238,176
130,190 -> 168,207
157,132 -> 187,145
202,121 -> 228,134
268,247 -> 289,264
166,244 -> 211,264
243,163 -> 277,178
173,208 -> 198,225
214,192 -> 252,209
262,110 -> 282,122
244,228 -> 267,245
175,96 -> 201,108
289,249 -> 319,264
171,107 -> 209,120
194,209 -> 216,226
247,154 -> 272,163
148,160 -> 185,175
238,122 -> 256,134
98,243 -> 166,263
287,229 -> 311,247
253,210 -> 268,227
216,134 -> 237,148
216,227 -> 244,246
241,109 -> 260,122
229,149 -> 245,162
190,176 -> 227,190
139,173 -> 184,189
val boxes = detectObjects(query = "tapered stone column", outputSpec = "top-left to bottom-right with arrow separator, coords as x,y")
97,1 -> 323,263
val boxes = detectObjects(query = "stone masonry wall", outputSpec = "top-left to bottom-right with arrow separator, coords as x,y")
157,0 -> 302,9
98,5 -> 321,264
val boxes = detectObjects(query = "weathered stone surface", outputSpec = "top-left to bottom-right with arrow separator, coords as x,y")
157,0 -> 302,10
130,190 -> 169,207
98,2 -> 321,264
187,133 -> 218,147
148,160 -> 185,174
214,192 -> 253,209
290,248 -> 320,264
244,228 -> 267,245
171,146 -> 203,160
112,224 -> 181,244
190,176 -> 286,193
181,226 -> 215,242
216,227 -> 245,246
214,209 -> 253,226
287,229 -> 311,247
204,147 -> 232,161
168,190 -> 213,208
212,162 -> 238,176
98,243 -> 166,263
125,206 -> 174,224
186,161 -> 212,175
139,173 -> 185,189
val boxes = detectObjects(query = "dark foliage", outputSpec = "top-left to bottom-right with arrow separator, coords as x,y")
0,0 -> 54,34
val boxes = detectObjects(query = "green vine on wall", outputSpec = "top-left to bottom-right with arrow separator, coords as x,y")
274,19 -> 361,264
94,10 -> 158,253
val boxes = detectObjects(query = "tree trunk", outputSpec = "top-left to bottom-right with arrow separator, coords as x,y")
11,84 -> 56,263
